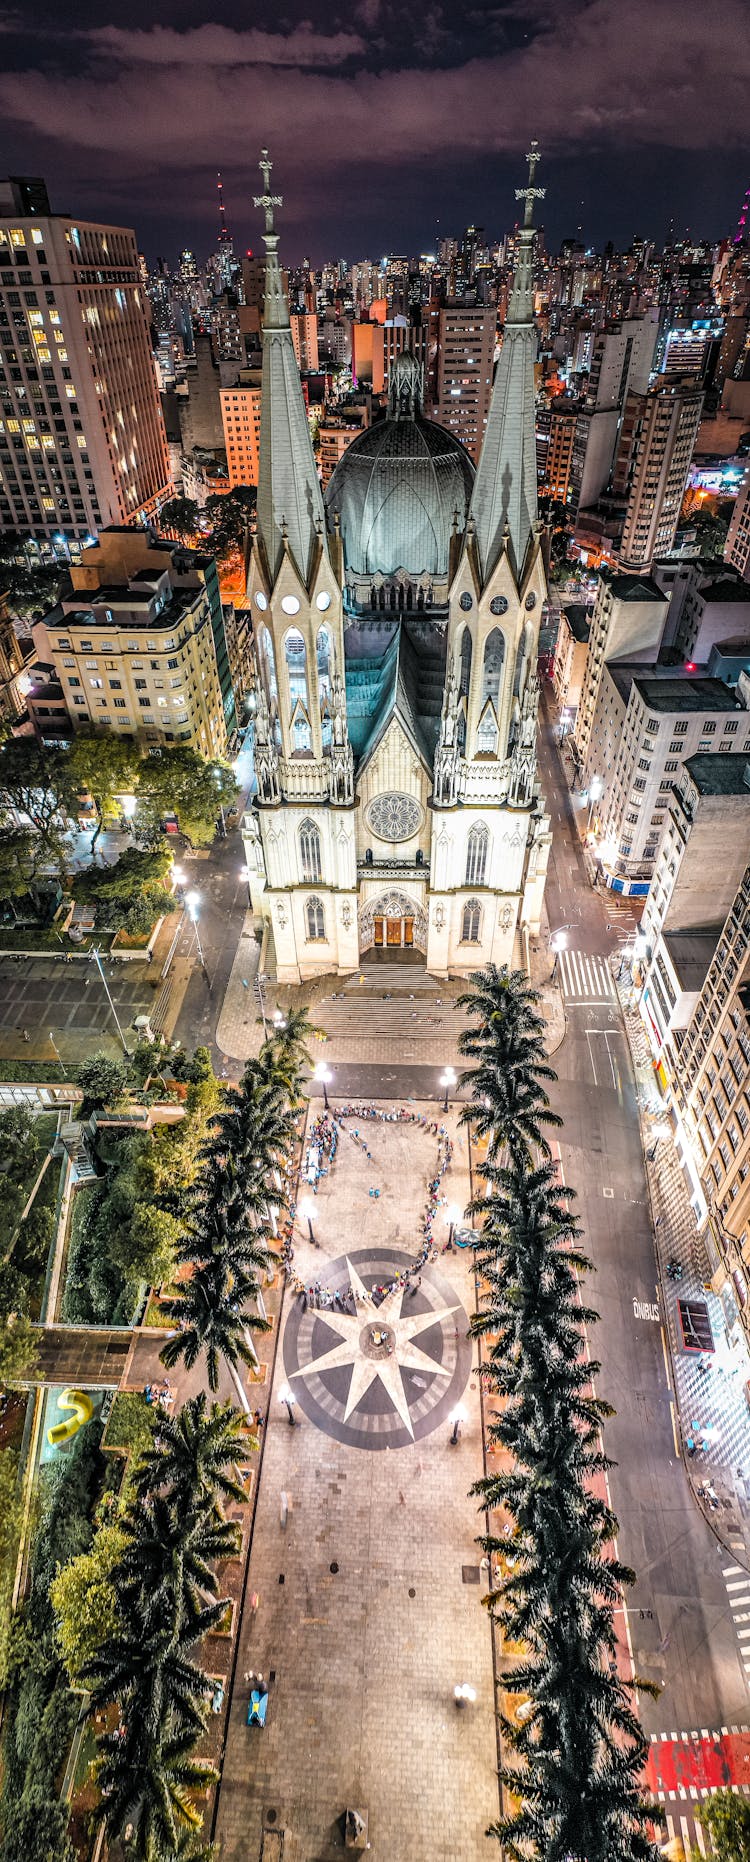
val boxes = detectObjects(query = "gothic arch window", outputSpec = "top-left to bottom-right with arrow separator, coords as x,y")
476,702 -> 498,755
316,625 -> 332,703
260,625 -> 278,706
284,628 -> 308,713
461,899 -> 482,943
306,895 -> 325,941
465,823 -> 489,887
481,627 -> 506,709
299,819 -> 322,883
458,627 -> 472,700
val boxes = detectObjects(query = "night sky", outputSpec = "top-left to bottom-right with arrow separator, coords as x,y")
0,0 -> 748,265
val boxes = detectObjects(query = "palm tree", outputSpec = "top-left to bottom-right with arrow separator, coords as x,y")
133,1394 -> 252,1515
116,1492 -> 239,1638
160,1252 -> 270,1412
97,1718 -> 217,1862
457,964 -> 561,1161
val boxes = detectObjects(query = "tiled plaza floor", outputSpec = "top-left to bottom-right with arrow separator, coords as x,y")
214,1103 -> 499,1862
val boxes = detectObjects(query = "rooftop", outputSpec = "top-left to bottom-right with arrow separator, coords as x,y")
663,929 -> 721,995
564,604 -> 591,643
606,573 -> 668,604
607,662 -> 745,713
682,753 -> 750,795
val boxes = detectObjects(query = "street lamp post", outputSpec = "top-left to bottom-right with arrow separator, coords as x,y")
278,1383 -> 297,1426
440,1067 -> 457,1113
453,1682 -> 477,1708
48,1031 -> 66,1078
186,891 -> 210,988
587,773 -> 603,828
449,1403 -> 467,1446
315,1062 -> 331,1111
443,1203 -> 462,1251
89,948 -> 130,1056
298,1197 -> 317,1246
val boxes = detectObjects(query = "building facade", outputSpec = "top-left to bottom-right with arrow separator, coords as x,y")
726,467 -> 750,583
0,175 -> 172,557
242,149 -> 550,982
617,376 -> 704,570
220,377 -> 262,488
434,301 -> 495,465
33,526 -> 234,754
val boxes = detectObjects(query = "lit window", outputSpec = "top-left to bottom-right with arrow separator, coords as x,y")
31,229 -> 44,246
10,230 -> 26,248
65,385 -> 77,399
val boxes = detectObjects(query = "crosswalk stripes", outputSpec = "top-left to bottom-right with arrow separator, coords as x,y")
724,1563 -> 750,1686
661,1808 -> 712,1854
556,947 -> 617,1005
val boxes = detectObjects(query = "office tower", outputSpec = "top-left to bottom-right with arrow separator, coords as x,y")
434,301 -> 495,464
221,374 -> 262,488
34,526 -> 235,752
242,146 -> 550,982
0,176 -> 171,557
617,376 -> 704,570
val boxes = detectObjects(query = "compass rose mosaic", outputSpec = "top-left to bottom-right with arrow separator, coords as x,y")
282,1247 -> 472,1450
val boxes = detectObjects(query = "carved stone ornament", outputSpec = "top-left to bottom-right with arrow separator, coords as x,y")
276,900 -> 288,929
365,792 -> 423,843
341,900 -> 353,929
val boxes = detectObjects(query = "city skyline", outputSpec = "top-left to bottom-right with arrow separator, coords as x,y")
0,0 -> 748,261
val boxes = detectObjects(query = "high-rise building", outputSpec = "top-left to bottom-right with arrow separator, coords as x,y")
571,313 -> 658,513
0,176 -> 171,557
290,313 -> 319,375
616,376 -> 704,570
242,146 -> 550,982
33,526 -> 235,752
434,301 -> 495,464
220,375 -> 262,488
543,398 -> 579,502
726,467 -> 750,583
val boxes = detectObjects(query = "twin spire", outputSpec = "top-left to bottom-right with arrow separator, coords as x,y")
254,149 -> 326,585
253,143 -> 544,595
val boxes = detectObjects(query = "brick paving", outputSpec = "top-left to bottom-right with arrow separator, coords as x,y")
214,1104 -> 499,1862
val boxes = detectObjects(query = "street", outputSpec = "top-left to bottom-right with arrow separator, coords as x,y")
537,696 -> 750,1737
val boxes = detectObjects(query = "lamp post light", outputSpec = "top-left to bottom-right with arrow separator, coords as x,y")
48,1030 -> 66,1078
449,1403 -> 467,1446
278,1383 -> 297,1427
453,1682 -> 477,1708
440,1066 -> 457,1113
120,793 -> 136,833
273,1009 -> 287,1033
186,890 -> 210,986
298,1197 -> 317,1246
89,947 -> 130,1056
587,772 -> 603,828
315,1062 -> 331,1111
443,1202 -> 462,1251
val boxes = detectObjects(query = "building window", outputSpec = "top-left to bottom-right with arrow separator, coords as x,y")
461,898 -> 481,943
299,819 -> 322,883
465,823 -> 488,886
285,628 -> 308,710
306,896 -> 325,941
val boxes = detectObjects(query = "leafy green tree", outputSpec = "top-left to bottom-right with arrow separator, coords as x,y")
109,1200 -> 183,1292
158,497 -> 201,541
50,1522 -> 125,1688
0,825 -> 39,904
0,1312 -> 38,1386
67,730 -> 139,855
136,746 -> 238,849
204,486 -> 256,560
697,1791 -> 750,1860
0,739 -> 79,873
0,1105 -> 41,1233
73,844 -> 177,933
78,1051 -> 132,1113
0,530 -> 64,622
0,1789 -> 77,1862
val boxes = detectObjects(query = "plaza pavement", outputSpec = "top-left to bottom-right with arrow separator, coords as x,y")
213,1103 -> 500,1862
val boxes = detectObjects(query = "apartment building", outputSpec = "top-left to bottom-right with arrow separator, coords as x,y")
220,373 -> 262,488
616,376 -> 704,570
665,861 -> 750,1337
290,312 -> 319,375
654,559 -> 750,661
585,665 -> 750,879
0,175 -> 171,557
574,570 -> 668,766
32,526 -> 234,755
726,467 -> 750,583
434,301 -> 495,464
552,604 -> 590,722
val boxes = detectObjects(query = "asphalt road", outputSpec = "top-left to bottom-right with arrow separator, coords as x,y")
537,696 -> 749,1735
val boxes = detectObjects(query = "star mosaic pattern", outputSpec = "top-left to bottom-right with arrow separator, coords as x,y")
282,1247 -> 472,1450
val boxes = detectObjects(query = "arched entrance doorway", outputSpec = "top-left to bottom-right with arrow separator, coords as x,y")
359,889 -> 427,958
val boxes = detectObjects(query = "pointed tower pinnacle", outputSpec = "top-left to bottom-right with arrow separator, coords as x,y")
468,143 -> 545,590
254,149 -> 326,584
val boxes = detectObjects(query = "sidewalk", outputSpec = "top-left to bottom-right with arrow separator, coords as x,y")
615,969 -> 750,1568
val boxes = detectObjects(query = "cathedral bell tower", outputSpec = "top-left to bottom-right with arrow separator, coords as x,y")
244,151 -> 358,981
427,144 -> 552,974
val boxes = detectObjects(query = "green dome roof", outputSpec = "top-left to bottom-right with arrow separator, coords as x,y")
325,363 -> 474,580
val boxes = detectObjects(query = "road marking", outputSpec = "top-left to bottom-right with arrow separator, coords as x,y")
632,1298 -> 660,1321
670,1400 -> 681,1458
557,947 -> 616,1004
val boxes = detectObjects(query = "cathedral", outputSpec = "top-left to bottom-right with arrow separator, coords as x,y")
242,150 -> 551,983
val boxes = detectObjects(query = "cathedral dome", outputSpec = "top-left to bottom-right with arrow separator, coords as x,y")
325,353 -> 475,581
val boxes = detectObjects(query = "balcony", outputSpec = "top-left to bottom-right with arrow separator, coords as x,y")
357,856 -> 427,881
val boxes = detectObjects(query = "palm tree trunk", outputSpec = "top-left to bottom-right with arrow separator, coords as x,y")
228,1359 -> 252,1417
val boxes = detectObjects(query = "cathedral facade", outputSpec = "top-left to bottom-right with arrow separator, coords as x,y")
242,151 -> 551,983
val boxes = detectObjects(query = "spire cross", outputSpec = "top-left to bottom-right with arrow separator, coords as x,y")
515,140 -> 545,229
253,149 -> 283,236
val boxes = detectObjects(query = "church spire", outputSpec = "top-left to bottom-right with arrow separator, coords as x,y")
254,149 -> 326,584
468,143 -> 545,590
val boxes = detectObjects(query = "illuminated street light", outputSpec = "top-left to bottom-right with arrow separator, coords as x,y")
453,1682 -> 477,1707
120,793 -> 136,820
314,1062 -> 332,1110
278,1383 -> 297,1426
443,1202 -> 462,1250
298,1197 -> 317,1246
186,890 -> 209,985
449,1403 -> 467,1446
440,1066 -> 457,1113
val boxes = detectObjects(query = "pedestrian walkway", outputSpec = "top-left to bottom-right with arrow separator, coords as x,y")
615,971 -> 750,1569
214,911 -> 263,1061
556,946 -> 616,1005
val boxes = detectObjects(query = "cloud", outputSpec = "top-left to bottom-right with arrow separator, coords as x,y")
0,0 -> 747,230
86,23 -> 367,69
